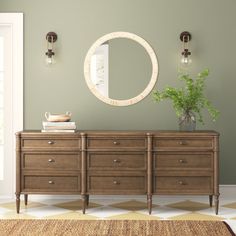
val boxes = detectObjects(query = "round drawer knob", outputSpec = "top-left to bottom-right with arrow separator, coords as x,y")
179,141 -> 187,145
178,181 -> 184,185
113,181 -> 120,185
48,141 -> 54,145
179,159 -> 184,163
113,141 -> 119,145
113,159 -> 120,163
48,180 -> 54,184
48,159 -> 54,163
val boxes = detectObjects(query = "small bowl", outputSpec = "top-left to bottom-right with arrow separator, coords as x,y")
45,112 -> 72,122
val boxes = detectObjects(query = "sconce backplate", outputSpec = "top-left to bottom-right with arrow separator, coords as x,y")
46,32 -> 58,43
180,31 -> 191,42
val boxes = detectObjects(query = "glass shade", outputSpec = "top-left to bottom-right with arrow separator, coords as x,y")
181,56 -> 192,65
45,55 -> 56,65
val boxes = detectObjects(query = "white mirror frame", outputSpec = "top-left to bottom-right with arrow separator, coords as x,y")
84,32 -> 159,106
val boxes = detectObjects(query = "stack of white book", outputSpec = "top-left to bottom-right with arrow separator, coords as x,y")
42,121 -> 76,133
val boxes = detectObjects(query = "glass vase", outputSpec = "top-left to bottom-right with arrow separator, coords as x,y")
179,111 -> 196,131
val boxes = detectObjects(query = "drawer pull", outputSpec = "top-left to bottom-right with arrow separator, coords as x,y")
113,181 -> 120,185
48,141 -> 55,145
178,181 -> 186,185
113,159 -> 120,163
48,180 -> 54,184
48,159 -> 54,163
179,159 -> 186,163
179,141 -> 187,145
113,141 -> 120,145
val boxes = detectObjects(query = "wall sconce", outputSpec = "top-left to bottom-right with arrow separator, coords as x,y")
180,31 -> 192,65
45,32 -> 57,65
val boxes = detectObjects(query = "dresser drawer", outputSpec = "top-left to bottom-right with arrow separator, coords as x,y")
154,153 -> 213,170
22,153 -> 80,170
155,176 -> 212,193
87,137 -> 146,149
88,175 -> 146,193
87,152 -> 146,170
22,139 -> 80,149
154,138 -> 213,150
23,176 -> 80,192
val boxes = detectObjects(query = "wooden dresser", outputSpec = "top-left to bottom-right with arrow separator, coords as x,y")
16,130 -> 219,214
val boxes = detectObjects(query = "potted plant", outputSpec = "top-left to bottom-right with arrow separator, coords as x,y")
153,69 -> 219,131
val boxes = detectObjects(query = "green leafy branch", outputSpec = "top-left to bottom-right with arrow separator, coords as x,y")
153,69 -> 219,124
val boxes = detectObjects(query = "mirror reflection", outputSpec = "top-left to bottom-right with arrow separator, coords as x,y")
90,38 -> 152,100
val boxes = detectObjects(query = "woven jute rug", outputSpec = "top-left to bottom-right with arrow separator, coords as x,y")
0,219 -> 234,236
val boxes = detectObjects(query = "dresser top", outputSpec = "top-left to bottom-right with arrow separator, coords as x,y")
16,130 -> 219,137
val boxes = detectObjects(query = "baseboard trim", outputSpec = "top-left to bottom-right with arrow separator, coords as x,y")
0,195 -> 14,200
220,185 -> 236,187
28,185 -> 236,201
219,185 -> 236,196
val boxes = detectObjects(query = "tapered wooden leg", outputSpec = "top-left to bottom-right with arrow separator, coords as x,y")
209,195 -> 213,207
147,194 -> 152,215
85,195 -> 89,207
214,195 -> 219,215
16,193 -> 20,214
82,195 -> 86,214
24,194 -> 28,206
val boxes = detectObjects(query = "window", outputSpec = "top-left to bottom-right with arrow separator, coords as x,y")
0,13 -> 23,197
0,36 -> 3,180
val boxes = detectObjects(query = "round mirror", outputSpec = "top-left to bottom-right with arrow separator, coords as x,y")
84,32 -> 159,106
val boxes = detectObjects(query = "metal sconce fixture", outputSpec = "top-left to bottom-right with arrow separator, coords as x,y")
180,31 -> 192,65
45,32 -> 57,65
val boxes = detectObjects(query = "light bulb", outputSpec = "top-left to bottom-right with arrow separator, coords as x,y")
45,56 -> 56,65
181,56 -> 192,65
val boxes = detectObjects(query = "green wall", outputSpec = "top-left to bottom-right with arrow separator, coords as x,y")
1,0 -> 235,184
